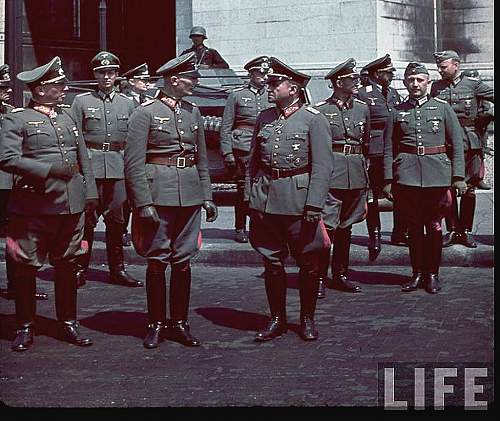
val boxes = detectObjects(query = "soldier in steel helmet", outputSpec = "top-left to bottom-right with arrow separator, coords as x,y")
180,26 -> 229,69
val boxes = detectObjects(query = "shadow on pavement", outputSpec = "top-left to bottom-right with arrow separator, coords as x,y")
345,269 -> 406,286
195,307 -> 270,332
80,311 -> 147,339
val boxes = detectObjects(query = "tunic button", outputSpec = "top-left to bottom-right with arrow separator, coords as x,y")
416,110 -> 420,113
64,151 -> 68,154
61,143 -> 64,147
273,161 -> 277,164
417,129 -> 421,132
344,118 -> 348,120
178,119 -> 182,123
418,135 -> 422,138
274,145 -> 279,149
388,108 -> 392,112
346,128 -> 350,131
276,131 -> 281,134
58,128 -> 62,131
275,138 -> 280,141
59,135 -> 64,138
180,130 -> 184,134
37,129 -> 41,133
273,153 -> 277,156
107,134 -> 111,137
108,122 -> 112,125
106,111 -> 110,114
418,142 -> 423,146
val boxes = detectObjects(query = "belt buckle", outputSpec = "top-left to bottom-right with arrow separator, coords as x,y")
271,168 -> 280,179
343,144 -> 352,154
176,156 -> 186,168
102,142 -> 110,152
417,146 -> 425,156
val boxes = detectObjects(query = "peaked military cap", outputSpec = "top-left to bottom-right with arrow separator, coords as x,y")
363,54 -> 396,73
360,67 -> 369,76
0,64 -> 11,86
462,69 -> 479,78
404,62 -> 429,77
433,50 -> 460,63
189,26 -> 207,39
244,56 -> 271,74
122,63 -> 150,80
266,57 -> 311,88
17,56 -> 68,87
325,58 -> 359,81
156,52 -> 201,82
91,51 -> 120,71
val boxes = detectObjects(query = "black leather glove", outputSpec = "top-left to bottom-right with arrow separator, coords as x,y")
84,198 -> 99,213
304,206 -> 323,223
49,162 -> 73,181
383,182 -> 393,202
138,205 -> 160,225
452,178 -> 467,196
202,200 -> 218,222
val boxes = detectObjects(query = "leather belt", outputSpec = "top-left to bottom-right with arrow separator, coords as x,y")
370,121 -> 386,130
261,165 -> 309,179
399,144 -> 447,155
146,154 -> 196,168
86,141 -> 124,152
234,124 -> 255,131
332,144 -> 363,154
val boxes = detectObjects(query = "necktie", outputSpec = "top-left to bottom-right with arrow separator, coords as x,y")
382,86 -> 388,99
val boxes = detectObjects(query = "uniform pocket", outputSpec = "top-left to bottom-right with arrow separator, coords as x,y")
83,109 -> 102,131
427,115 -> 443,134
117,115 -> 129,131
26,127 -> 53,148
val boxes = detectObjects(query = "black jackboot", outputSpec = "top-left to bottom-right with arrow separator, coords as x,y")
332,227 -> 361,293
366,202 -> 381,261
76,224 -> 95,288
424,230 -> 443,294
168,262 -> 200,347
402,226 -> 426,292
443,192 -> 460,247
316,243 -> 332,299
255,266 -> 288,342
144,263 -> 167,349
106,222 -> 143,287
12,264 -> 37,352
298,267 -> 320,341
459,191 -> 477,248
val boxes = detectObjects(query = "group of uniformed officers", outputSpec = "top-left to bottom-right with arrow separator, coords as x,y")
0,25 -> 494,351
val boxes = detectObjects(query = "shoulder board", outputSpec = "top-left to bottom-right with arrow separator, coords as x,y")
76,92 -> 91,97
232,86 -> 245,92
466,76 -> 479,81
141,99 -> 155,107
119,93 -> 133,100
434,97 -> 447,104
305,106 -> 320,115
314,101 -> 327,107
183,99 -> 197,107
365,85 -> 373,93
11,107 -> 24,113
354,98 -> 367,105
57,104 -> 71,108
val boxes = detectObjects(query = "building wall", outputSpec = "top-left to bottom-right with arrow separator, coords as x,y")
0,0 -> 5,64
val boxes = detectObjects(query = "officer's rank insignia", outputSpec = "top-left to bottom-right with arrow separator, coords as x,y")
325,113 -> 338,119
426,106 -> 438,110
286,154 -> 295,162
87,107 -> 100,112
431,121 -> 440,133
464,99 -> 472,107
27,121 -> 44,126
242,97 -> 253,102
294,157 -> 301,165
399,112 -> 410,117
154,116 -> 170,123
291,143 -> 301,151
368,97 -> 377,106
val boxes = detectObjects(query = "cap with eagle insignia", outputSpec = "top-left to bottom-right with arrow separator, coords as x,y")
154,52 -> 201,88
244,56 -> 271,74
324,58 -> 359,81
16,56 -> 68,87
0,64 -> 11,87
363,54 -> 396,74
266,56 -> 311,88
433,50 -> 460,64
404,62 -> 429,78
122,63 -> 150,80
91,51 -> 120,71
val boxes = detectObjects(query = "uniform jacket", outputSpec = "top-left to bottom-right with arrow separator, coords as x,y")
180,45 -> 229,69
0,103 -> 98,215
430,73 -> 494,150
247,103 -> 333,215
356,81 -> 401,156
220,84 -> 273,155
71,90 -> 135,179
383,95 -> 465,188
315,95 -> 370,190
0,102 -> 14,189
124,96 -> 212,208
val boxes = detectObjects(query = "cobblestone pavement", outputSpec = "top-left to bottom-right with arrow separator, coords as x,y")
0,264 -> 493,408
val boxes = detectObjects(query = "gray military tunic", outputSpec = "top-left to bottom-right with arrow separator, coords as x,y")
0,103 -> 98,267
247,102 -> 333,265
124,95 -> 212,264
0,102 -> 14,189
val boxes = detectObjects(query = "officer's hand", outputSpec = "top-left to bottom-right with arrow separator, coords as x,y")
49,162 -> 73,181
452,179 -> 467,196
383,182 -> 393,202
203,200 -> 218,222
304,207 -> 323,223
138,205 -> 160,225
84,198 -> 99,213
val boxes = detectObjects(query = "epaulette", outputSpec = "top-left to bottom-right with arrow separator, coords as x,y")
76,92 -> 91,97
141,99 -> 155,107
354,98 -> 367,105
57,104 -> 71,108
11,107 -> 24,113
305,106 -> 320,114
365,85 -> 373,93
119,93 -> 133,100
183,99 -> 197,107
232,86 -> 245,92
314,101 -> 327,107
466,76 -> 479,81
434,97 -> 447,104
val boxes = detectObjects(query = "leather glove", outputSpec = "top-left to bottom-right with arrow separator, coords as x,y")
383,182 -> 393,202
202,200 -> 218,222
304,207 -> 323,223
138,205 -> 160,225
452,179 -> 467,196
49,162 -> 73,181
84,198 -> 99,213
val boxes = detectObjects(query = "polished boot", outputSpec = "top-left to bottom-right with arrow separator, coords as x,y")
76,225 -> 95,288
317,278 -> 326,299
401,272 -> 425,292
442,230 -> 459,247
168,262 -> 200,346
106,222 -> 143,287
368,227 -> 381,261
122,231 -> 132,247
298,268 -> 320,341
459,192 -> 477,248
407,226 -> 425,284
391,199 -> 408,246
234,185 -> 248,244
331,228 -> 361,293
316,244 -> 331,299
143,264 -> 167,349
460,231 -> 477,248
425,273 -> 441,294
3,254 -> 48,300
12,324 -> 34,352
60,321 -> 93,346
255,266 -> 288,342
476,180 -> 491,190
234,229 -> 248,243
366,201 -> 381,261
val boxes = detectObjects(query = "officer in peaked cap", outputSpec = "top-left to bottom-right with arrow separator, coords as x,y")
180,26 -> 229,69
383,62 -> 465,294
315,58 -> 370,297
124,51 -> 217,349
220,56 -> 273,243
246,56 -> 333,342
0,56 -> 99,351
431,50 -> 494,248
71,51 -> 143,289
356,54 -> 407,260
